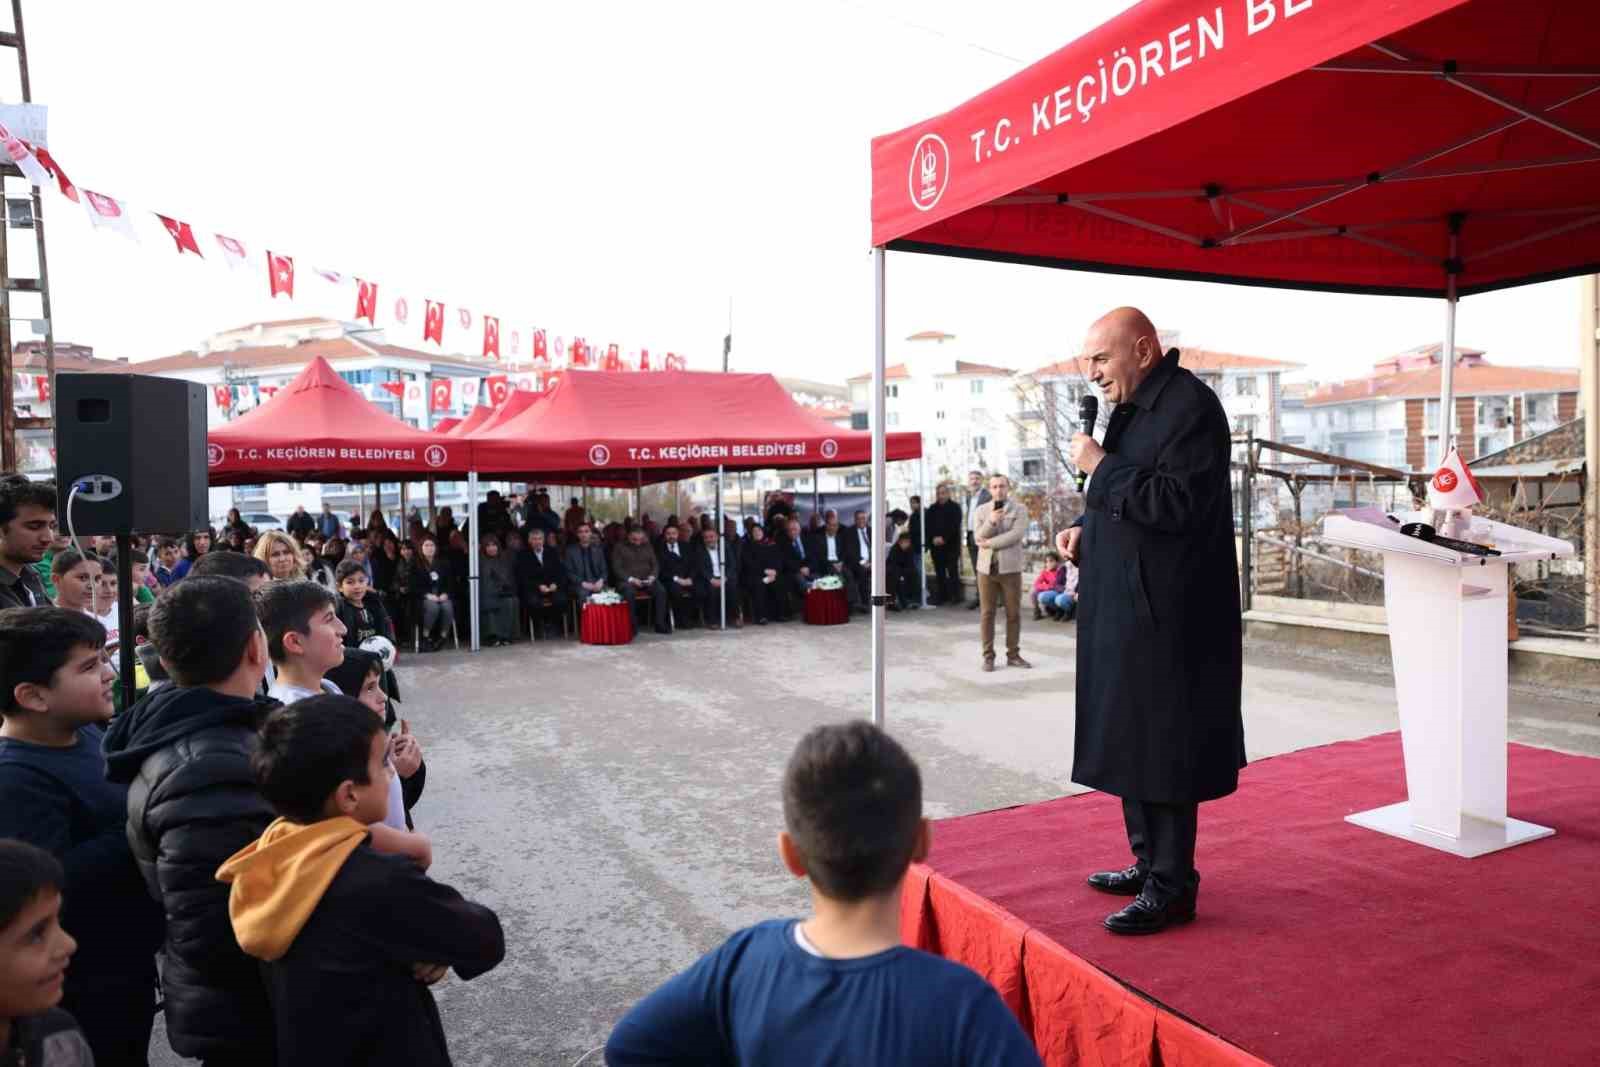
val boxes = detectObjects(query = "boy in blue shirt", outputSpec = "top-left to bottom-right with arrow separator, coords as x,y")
606,721 -> 1042,1066
0,607 -> 165,1066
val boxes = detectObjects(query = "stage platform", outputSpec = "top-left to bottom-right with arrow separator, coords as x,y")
901,733 -> 1600,1066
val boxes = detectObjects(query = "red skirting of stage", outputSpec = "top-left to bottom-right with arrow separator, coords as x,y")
901,733 -> 1600,1066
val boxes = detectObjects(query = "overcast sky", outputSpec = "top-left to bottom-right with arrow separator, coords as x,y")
13,1 -> 1584,385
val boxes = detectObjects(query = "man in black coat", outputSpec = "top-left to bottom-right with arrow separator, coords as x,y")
1061,307 -> 1244,936
924,484 -> 962,606
690,526 -> 740,628
516,527 -> 568,637
804,510 -> 863,613
656,523 -> 700,628
775,516 -> 812,618
103,577 -> 280,1065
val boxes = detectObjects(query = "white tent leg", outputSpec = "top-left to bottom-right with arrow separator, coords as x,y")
717,464 -> 726,628
468,470 -> 480,652
870,246 -> 887,728
919,457 -> 928,607
1438,221 -> 1461,462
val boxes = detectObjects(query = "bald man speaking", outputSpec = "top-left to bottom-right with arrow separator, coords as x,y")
1058,307 -> 1245,936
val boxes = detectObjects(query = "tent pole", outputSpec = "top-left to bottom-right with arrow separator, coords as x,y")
1438,216 -> 1462,461
400,481 -> 409,532
717,464 -> 726,629
427,479 -> 436,524
467,470 -> 480,652
812,468 -> 819,521
637,468 -> 643,522
920,457 -> 928,607
870,246 -> 887,728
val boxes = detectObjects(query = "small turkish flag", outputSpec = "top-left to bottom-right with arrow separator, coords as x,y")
214,385 -> 233,410
259,385 -> 280,401
156,215 -> 202,257
33,147 -> 78,203
487,375 -> 510,405
603,344 -> 621,372
430,377 -> 453,412
665,353 -> 687,371
1427,445 -> 1484,510
639,348 -> 651,371
215,234 -> 248,270
379,381 -> 404,399
570,338 -> 588,367
393,297 -> 410,324
267,251 -> 295,298
482,316 -> 500,360
532,329 -> 548,361
424,301 -> 445,345
314,267 -> 343,285
34,376 -> 49,403
82,190 -> 137,241
355,279 -> 378,324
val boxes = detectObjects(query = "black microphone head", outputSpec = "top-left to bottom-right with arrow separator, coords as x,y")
1078,393 -> 1098,430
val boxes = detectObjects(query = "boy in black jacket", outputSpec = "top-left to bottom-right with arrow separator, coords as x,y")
102,577 -> 280,1067
333,558 -> 393,647
0,607 -> 165,1066
219,696 -> 503,1067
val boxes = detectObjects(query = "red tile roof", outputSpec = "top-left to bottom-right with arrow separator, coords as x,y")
1307,362 -> 1578,406
1025,346 -> 1300,378
947,360 -> 1015,376
906,330 -> 955,342
847,363 -> 912,383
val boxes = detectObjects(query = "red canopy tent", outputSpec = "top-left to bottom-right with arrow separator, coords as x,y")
446,404 -> 495,437
430,417 -> 462,435
470,388 -> 542,435
207,357 -> 472,484
864,0 -> 1599,721
468,369 -> 922,485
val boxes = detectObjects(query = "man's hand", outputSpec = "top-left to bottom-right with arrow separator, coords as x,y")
975,537 -> 990,549
1070,433 -> 1106,476
799,566 -> 810,578
1056,527 -> 1082,565
711,577 -> 723,588
411,963 -> 449,985
932,536 -> 945,547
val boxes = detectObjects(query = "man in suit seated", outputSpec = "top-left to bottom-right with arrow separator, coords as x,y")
839,509 -> 876,615
776,517 -> 812,620
612,526 -> 671,634
803,510 -> 863,613
656,523 -> 699,629
563,522 -> 609,604
517,527 -> 568,638
692,526 -> 740,629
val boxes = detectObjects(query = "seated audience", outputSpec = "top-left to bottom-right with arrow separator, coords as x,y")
605,722 -> 1041,1066
335,559 -> 394,647
0,608 -> 165,1066
0,840 -> 97,1066
345,540 -> 375,585
371,532 -> 400,594
102,577 -> 280,1065
804,511 -> 862,613
0,476 -> 53,611
255,530 -> 304,582
477,536 -> 518,648
887,531 -> 922,611
611,527 -> 670,634
778,517 -> 812,616
840,510 -> 876,616
563,523 -> 609,605
388,540 -> 418,641
411,537 -> 455,651
692,527 -> 740,629
514,528 -> 566,639
217,696 -> 503,1067
656,524 -> 698,630
740,524 -> 783,626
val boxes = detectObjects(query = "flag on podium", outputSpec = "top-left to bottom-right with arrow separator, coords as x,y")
1426,446 -> 1483,510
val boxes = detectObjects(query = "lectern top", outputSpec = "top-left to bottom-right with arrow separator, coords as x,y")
1321,511 -> 1574,568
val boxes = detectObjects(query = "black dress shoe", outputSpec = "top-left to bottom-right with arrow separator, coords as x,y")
1104,886 -> 1196,936
1086,864 -> 1147,896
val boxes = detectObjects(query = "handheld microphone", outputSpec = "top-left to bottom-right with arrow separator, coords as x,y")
1074,394 -> 1099,492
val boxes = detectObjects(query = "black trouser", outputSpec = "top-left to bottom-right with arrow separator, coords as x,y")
842,562 -> 870,608
746,577 -> 781,622
628,579 -> 671,631
930,546 -> 960,603
64,969 -> 156,1067
966,538 -> 980,602
888,561 -> 919,607
696,583 -> 739,625
522,591 -> 567,634
1122,797 -> 1199,902
665,580 -> 700,627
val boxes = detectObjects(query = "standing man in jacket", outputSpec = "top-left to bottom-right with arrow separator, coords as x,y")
1060,306 -> 1245,936
972,474 -> 1029,672
924,484 -> 962,606
963,470 -> 991,610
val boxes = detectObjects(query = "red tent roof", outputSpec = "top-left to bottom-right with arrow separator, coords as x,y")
470,388 -> 543,435
470,370 -> 921,484
871,0 -> 1598,297
447,404 -> 494,437
431,417 -> 462,435
207,357 -> 469,484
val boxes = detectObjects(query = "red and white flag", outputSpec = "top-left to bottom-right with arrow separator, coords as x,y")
459,378 -> 481,408
402,379 -> 425,418
486,374 -> 510,405
379,381 -> 405,399
512,372 -> 537,393
34,376 -> 49,403
532,329 -> 548,362
393,296 -> 410,325
429,377 -> 453,412
0,122 -> 50,186
638,348 -> 651,371
482,316 -> 500,360
424,301 -> 445,345
267,251 -> 295,299
259,384 -> 281,401
215,234 -> 249,270
665,353 -> 686,371
33,147 -> 78,203
156,215 -> 203,257
1427,445 -> 1483,510
82,190 -> 137,241
213,385 -> 233,411
508,330 -> 521,359
314,266 -> 343,286
355,279 -> 378,324
458,308 -> 472,331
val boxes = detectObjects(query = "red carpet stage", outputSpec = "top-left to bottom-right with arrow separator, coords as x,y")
901,733 -> 1600,1066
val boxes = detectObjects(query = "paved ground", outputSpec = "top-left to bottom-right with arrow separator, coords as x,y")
150,605 -> 1599,1066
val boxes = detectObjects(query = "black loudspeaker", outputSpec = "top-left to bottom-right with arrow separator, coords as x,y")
54,373 -> 209,535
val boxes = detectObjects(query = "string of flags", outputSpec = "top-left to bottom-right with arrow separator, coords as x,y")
16,132 -> 694,375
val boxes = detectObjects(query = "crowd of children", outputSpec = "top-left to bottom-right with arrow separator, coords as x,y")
0,474 -> 1044,1066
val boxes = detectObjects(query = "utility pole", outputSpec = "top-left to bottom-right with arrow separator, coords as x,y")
0,0 -> 54,472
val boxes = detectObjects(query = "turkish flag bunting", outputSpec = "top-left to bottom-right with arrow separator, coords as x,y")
430,377 -> 453,412
260,385 -> 280,400
314,267 -> 343,285
156,215 -> 202,257
532,329 -> 548,361
34,376 -> 48,403
486,375 -> 510,405
82,190 -> 137,241
639,349 -> 651,371
458,308 -> 472,331
424,301 -> 445,345
482,316 -> 500,360
267,251 -> 295,298
603,344 -> 621,372
214,385 -> 232,410
33,147 -> 78,203
379,381 -> 405,399
571,337 -> 588,367
215,234 -> 248,270
509,330 -> 520,358
355,279 -> 378,324
665,353 -> 686,371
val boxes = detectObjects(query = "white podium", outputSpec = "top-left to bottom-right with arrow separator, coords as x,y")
1320,511 -> 1574,857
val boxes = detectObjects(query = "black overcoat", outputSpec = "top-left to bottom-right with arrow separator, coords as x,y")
1073,349 -> 1245,804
